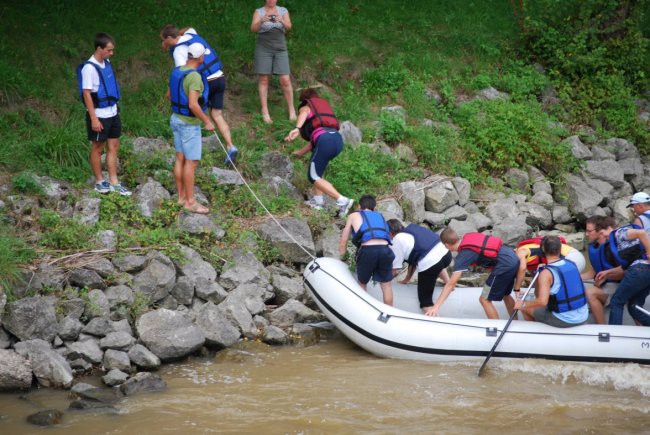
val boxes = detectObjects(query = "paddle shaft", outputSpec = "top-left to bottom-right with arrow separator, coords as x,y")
634,305 -> 650,317
477,270 -> 541,377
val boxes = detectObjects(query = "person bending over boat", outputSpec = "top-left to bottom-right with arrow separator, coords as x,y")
513,235 -> 585,301
582,216 -> 622,324
386,220 -> 452,315
435,229 -> 518,319
339,195 -> 395,305
628,192 -> 650,228
515,236 -> 589,327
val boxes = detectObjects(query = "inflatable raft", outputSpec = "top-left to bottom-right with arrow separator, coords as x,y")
303,257 -> 650,365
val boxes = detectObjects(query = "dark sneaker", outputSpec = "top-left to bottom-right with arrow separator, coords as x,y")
110,183 -> 132,196
224,145 -> 238,166
337,198 -> 354,217
94,180 -> 110,194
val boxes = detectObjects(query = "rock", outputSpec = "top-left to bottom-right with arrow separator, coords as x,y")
258,151 -> 293,180
376,198 -> 404,221
607,138 -> 639,160
467,212 -> 492,232
425,88 -> 442,103
2,296 -> 58,342
177,212 -> 225,237
58,298 -> 86,320
262,176 -> 303,200
70,382 -> 96,395
194,302 -> 241,348
0,350 -> 32,391
174,245 -> 217,282
69,358 -> 92,371
132,137 -> 170,154
66,340 -> 103,364
552,206 -> 573,224
518,203 -> 553,229
492,216 -> 531,245
73,197 -> 101,226
253,315 -> 269,330
75,386 -> 122,403
112,255 -> 146,273
380,105 -> 406,119
588,178 -> 615,203
272,274 -> 305,305
442,205 -> 468,221
85,289 -> 111,319
554,224 -> 576,233
313,225 -> 341,259
132,253 -> 176,303
128,344 -> 161,370
564,135 -> 592,160
475,87 -> 509,100
216,297 -> 258,339
84,258 -> 116,279
262,325 -> 288,345
111,320 -> 133,336
171,277 -> 194,306
26,409 -> 63,426
452,177 -> 471,206
136,309 -> 205,361
83,317 -> 112,337
339,121 -> 363,145
424,181 -> 459,213
100,331 -> 135,351
591,145 -> 616,161
268,300 -> 324,328
255,218 -> 316,264
195,278 -> 227,304
612,198 -> 632,225
504,168 -> 529,192
14,339 -> 73,388
119,372 -> 166,396
618,158 -> 644,177
95,230 -> 117,251
530,191 -> 555,208
133,178 -> 171,217
30,264 -> 67,294
0,327 -> 10,349
561,174 -> 605,219
102,369 -> 129,387
396,181 -> 425,223
211,167 -> 244,185
395,144 -> 417,163
485,197 -> 519,222
532,180 -> 553,195
58,316 -> 84,341
69,268 -> 105,290
103,349 -> 130,372
105,285 -> 134,309
423,212 -> 446,228
527,166 -> 546,184
447,219 -> 478,236
290,323 -> 320,347
68,399 -> 118,413
585,160 -> 625,188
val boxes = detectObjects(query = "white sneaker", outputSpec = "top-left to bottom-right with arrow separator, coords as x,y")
304,198 -> 323,210
337,198 -> 354,217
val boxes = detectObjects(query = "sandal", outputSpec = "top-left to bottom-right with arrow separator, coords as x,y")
184,203 -> 210,214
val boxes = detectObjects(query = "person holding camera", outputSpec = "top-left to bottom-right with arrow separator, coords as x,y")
250,0 -> 296,124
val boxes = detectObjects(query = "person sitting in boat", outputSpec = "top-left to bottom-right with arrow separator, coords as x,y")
513,235 -> 586,301
582,216 -> 622,324
386,219 -> 452,315
515,236 -> 589,327
339,195 -> 395,305
434,229 -> 519,319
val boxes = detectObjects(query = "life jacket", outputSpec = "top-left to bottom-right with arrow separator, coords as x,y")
170,33 -> 223,79
351,211 -> 391,248
516,236 -> 569,272
638,211 -> 650,230
299,98 -> 340,142
402,224 -> 440,265
169,66 -> 209,117
588,241 -> 621,284
608,224 -> 646,269
76,60 -> 120,108
458,233 -> 503,267
543,260 -> 587,313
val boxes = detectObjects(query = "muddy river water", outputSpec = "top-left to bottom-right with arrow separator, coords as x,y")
1,333 -> 649,434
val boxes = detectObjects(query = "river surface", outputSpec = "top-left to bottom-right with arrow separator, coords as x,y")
1,334 -> 650,434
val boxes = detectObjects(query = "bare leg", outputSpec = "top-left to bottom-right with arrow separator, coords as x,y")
279,74 -> 296,120
174,152 -> 186,204
182,160 -> 199,207
520,307 -> 535,321
503,294 -> 515,317
359,282 -> 367,291
106,138 -> 120,185
258,74 -> 272,122
90,141 -> 105,183
586,286 -> 608,324
210,108 -> 233,148
379,281 -> 394,306
480,296 -> 499,319
313,178 -> 342,201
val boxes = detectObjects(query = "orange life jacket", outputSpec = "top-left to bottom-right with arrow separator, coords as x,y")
299,97 -> 340,142
458,233 -> 503,267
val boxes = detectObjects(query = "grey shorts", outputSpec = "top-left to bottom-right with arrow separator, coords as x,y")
254,44 -> 290,75
533,308 -> 586,328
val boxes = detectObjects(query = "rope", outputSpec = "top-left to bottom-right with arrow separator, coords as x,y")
211,130 -> 316,260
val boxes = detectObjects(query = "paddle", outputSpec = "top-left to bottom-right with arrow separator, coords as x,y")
634,305 -> 650,317
477,269 -> 541,377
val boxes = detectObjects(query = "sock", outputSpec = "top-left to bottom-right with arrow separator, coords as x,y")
336,196 -> 348,205
313,195 -> 324,205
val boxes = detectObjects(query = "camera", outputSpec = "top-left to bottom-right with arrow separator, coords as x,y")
269,15 -> 277,22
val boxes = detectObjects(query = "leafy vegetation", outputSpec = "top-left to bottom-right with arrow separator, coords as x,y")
0,223 -> 35,295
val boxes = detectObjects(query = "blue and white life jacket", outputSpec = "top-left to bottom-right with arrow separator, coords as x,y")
402,224 -> 440,265
351,211 -> 391,248
76,60 -> 120,108
543,260 -> 587,313
169,66 -> 209,117
638,211 -> 650,230
588,241 -> 620,283
609,224 -> 646,269
170,33 -> 222,79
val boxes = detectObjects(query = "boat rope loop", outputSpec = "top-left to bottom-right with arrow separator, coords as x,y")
212,130 -> 316,261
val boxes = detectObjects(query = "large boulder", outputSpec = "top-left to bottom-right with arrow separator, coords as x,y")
259,151 -> 294,180
85,289 -> 110,319
339,121 -> 363,145
313,225 -> 341,259
73,197 -> 101,226
173,245 -> 217,282
211,167 -> 244,185
219,252 -> 270,290
177,212 -> 225,237
14,339 -> 73,388
255,218 -> 316,264
105,285 -> 135,309
561,174 -> 605,219
171,276 -> 194,306
452,177 -> 472,206
424,181 -> 459,213
585,160 -> 625,188
518,203 -> 553,229
132,252 -> 177,303
467,213 -> 492,232
133,178 -> 171,218
0,350 -> 32,391
216,296 -> 258,339
84,257 -> 116,279
195,278 -> 228,304
103,349 -> 131,372
119,372 -> 166,396
2,296 -> 58,342
376,198 -> 404,221
271,274 -> 305,305
268,300 -> 325,327
127,344 -> 161,370
607,138 -> 639,160
485,197 -> 519,222
66,340 -> 103,364
69,268 -> 105,290
491,215 -> 531,245
194,302 -> 241,348
136,309 -> 205,361
132,137 -> 171,154
112,255 -> 146,273
99,331 -> 135,351
396,181 -> 425,223
504,168 -> 529,192
564,135 -> 592,160
448,219 -> 478,236
58,316 -> 84,341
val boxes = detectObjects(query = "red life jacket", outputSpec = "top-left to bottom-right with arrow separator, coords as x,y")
299,97 -> 340,142
458,233 -> 503,267
516,236 -> 568,272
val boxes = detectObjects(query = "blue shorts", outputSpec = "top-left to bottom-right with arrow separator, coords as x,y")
356,245 -> 395,284
170,114 -> 202,161
483,259 -> 518,301
208,76 -> 226,110
308,130 -> 343,183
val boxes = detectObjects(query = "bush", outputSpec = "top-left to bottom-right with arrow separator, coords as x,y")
362,60 -> 410,97
0,223 -> 36,296
39,210 -> 95,251
379,112 -> 408,144
12,171 -> 43,195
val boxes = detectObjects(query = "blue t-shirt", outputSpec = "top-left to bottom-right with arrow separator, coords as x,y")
454,246 -> 518,273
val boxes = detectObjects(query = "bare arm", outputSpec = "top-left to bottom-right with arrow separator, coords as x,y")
439,268 -> 451,284
513,249 -> 529,292
284,106 -> 310,143
339,215 -> 354,256
82,89 -> 102,133
427,271 -> 462,316
515,269 -> 551,311
251,10 -> 268,32
188,90 -> 214,130
280,10 -> 292,31
399,264 -> 416,284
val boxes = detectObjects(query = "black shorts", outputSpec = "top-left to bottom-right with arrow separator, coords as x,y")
207,76 -> 226,110
86,113 -> 121,142
356,244 -> 395,284
308,130 -> 343,183
417,251 -> 453,308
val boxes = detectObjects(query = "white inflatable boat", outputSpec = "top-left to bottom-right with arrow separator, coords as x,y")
303,257 -> 650,365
